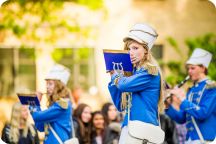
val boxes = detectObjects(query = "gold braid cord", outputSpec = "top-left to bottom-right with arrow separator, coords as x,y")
121,92 -> 131,111
206,80 -> 216,89
144,63 -> 158,76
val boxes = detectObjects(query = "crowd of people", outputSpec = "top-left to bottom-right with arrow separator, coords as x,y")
1,100 -> 187,144
1,23 -> 216,144
72,102 -> 121,144
1,101 -> 122,144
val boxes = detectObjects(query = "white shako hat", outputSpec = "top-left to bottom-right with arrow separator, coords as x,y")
45,64 -> 71,85
123,23 -> 158,49
186,48 -> 212,68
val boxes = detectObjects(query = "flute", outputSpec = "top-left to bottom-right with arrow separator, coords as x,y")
164,75 -> 190,101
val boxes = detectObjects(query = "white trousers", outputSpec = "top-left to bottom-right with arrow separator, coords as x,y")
119,126 -> 128,144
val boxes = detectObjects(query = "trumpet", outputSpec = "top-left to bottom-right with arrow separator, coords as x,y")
164,75 -> 190,102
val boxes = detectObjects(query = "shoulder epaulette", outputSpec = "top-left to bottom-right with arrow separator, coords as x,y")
206,80 -> 216,89
57,98 -> 68,109
144,63 -> 159,76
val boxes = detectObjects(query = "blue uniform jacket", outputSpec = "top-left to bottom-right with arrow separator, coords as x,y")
108,68 -> 161,128
30,99 -> 72,144
166,79 -> 216,141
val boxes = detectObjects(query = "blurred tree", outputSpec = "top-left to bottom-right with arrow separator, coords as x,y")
166,37 -> 186,86
186,33 -> 216,80
0,0 -> 105,75
75,0 -> 103,9
0,0 -> 105,52
166,33 -> 216,86
0,0 -> 105,94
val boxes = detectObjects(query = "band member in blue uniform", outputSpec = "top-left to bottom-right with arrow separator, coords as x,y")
166,48 -> 216,143
30,64 -> 73,144
108,23 -> 165,144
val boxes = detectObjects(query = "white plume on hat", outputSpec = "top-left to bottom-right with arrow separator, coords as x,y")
123,23 -> 158,49
45,64 -> 71,85
186,48 -> 212,68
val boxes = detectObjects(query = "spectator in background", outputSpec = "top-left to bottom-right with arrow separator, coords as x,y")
101,102 -> 121,143
91,111 -> 105,144
91,111 -> 120,144
1,102 -> 39,144
101,102 -> 118,125
71,86 -> 83,109
73,103 -> 92,144
159,114 -> 178,144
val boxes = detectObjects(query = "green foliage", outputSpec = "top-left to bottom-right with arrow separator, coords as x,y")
13,25 -> 26,37
18,65 -> 35,73
167,37 -> 178,48
77,48 -> 91,59
4,0 -> 103,10
0,1 -> 65,41
186,33 -> 216,80
167,61 -> 180,72
52,49 -> 70,62
166,33 -> 216,85
0,24 -> 5,30
51,48 -> 91,63
166,38 -> 186,86
76,0 -> 103,10
167,37 -> 183,58
166,61 -> 186,86
19,46 -> 36,59
0,0 -> 104,43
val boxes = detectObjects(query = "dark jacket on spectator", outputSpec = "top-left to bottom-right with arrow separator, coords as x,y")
1,123 -> 39,144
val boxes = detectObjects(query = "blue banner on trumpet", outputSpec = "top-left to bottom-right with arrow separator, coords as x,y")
17,93 -> 40,106
103,49 -> 133,72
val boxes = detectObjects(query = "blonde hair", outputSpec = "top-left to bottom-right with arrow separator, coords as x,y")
9,103 -> 36,143
47,80 -> 71,107
122,39 -> 165,113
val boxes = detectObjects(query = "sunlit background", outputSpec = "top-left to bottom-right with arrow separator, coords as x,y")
0,0 -> 216,140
